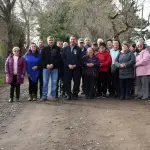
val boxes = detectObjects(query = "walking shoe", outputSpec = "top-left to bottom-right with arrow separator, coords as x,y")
141,97 -> 149,100
9,98 -> 13,103
28,94 -> 32,101
119,96 -> 125,100
135,96 -> 142,100
102,94 -> 106,98
47,97 -> 57,102
32,95 -> 37,101
125,96 -> 130,100
65,95 -> 71,100
81,92 -> 85,95
16,98 -> 20,102
40,97 -> 47,101
72,94 -> 78,100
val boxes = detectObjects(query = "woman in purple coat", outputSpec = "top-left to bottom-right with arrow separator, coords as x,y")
5,47 -> 26,102
82,47 -> 100,99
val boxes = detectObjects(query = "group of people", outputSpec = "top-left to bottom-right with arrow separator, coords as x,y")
5,35 -> 150,102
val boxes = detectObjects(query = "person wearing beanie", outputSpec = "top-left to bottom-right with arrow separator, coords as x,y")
115,42 -> 135,100
96,42 -> 112,98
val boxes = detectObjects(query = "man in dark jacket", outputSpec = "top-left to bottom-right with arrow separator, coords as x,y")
56,41 -> 65,98
38,39 -> 44,98
78,38 -> 87,95
40,36 -> 61,101
62,35 -> 81,100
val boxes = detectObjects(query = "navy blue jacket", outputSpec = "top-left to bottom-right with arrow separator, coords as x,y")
62,45 -> 82,67
80,46 -> 87,59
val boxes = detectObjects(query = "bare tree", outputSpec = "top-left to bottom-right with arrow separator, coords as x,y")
108,0 -> 149,39
0,0 -> 16,54
19,0 -> 39,48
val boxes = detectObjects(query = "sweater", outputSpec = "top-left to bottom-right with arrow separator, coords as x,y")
110,49 -> 120,65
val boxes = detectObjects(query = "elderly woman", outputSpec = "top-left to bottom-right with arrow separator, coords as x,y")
135,41 -> 150,100
5,47 -> 26,102
82,47 -> 100,99
115,43 -> 135,100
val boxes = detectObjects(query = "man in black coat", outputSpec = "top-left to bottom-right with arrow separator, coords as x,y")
62,35 -> 82,100
40,36 -> 61,101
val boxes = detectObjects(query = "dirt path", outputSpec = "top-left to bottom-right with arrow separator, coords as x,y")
0,83 -> 150,150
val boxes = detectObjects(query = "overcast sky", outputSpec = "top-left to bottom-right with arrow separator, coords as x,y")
143,0 -> 150,19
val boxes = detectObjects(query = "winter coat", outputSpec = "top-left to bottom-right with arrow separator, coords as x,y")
115,51 -> 135,79
24,52 -> 40,82
96,50 -> 112,72
82,55 -> 100,77
40,45 -> 61,69
62,45 -> 82,67
5,54 -> 26,84
135,49 -> 150,76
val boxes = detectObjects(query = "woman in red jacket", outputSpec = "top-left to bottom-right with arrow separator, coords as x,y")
96,42 -> 112,98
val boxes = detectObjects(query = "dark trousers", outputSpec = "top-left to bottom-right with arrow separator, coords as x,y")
111,71 -> 120,97
84,75 -> 96,97
107,69 -> 114,96
131,78 -> 136,96
120,78 -> 132,98
98,72 -> 109,95
56,68 -> 64,97
10,75 -> 20,99
38,69 -> 43,98
64,67 -> 81,96
81,68 -> 84,93
28,77 -> 38,95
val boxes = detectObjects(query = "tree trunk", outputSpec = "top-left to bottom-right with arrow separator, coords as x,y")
6,21 -> 13,56
26,22 -> 30,49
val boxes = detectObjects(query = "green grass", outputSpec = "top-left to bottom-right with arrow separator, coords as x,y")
0,72 -> 5,85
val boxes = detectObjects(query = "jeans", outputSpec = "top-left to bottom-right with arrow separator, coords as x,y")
42,68 -> 58,98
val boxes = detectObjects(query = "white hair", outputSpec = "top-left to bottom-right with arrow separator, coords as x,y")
97,38 -> 104,43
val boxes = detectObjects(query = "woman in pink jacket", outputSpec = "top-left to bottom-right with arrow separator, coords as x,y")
135,41 -> 150,100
